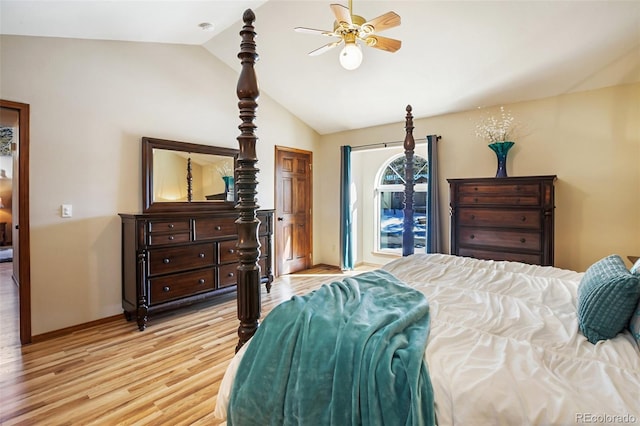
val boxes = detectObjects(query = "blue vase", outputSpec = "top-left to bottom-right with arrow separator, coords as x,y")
222,175 -> 234,201
222,176 -> 233,193
488,141 -> 514,178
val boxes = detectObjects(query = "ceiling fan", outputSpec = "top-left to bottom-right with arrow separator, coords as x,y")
294,0 -> 401,70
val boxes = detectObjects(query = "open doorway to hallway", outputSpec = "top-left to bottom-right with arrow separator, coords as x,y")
1,99 -> 31,345
0,108 -> 16,349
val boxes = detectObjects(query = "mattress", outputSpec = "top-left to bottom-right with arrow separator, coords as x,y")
215,254 -> 640,425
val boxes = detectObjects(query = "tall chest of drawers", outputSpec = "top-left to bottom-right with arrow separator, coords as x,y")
119,210 -> 274,330
448,176 -> 556,266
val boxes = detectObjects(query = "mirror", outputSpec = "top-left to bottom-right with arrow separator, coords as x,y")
142,137 -> 238,212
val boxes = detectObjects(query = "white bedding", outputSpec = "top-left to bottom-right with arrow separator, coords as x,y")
215,254 -> 640,425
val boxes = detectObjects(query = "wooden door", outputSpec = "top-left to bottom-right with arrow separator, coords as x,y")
275,146 -> 312,276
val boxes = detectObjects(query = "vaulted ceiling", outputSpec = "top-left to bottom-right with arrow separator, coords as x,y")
2,1 -> 639,135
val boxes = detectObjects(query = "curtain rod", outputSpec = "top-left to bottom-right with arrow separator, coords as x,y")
349,135 -> 441,152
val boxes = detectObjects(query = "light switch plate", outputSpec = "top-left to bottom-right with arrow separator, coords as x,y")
61,204 -> 72,218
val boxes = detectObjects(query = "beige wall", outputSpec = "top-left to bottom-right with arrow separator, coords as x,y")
0,35 -> 320,335
317,83 -> 640,273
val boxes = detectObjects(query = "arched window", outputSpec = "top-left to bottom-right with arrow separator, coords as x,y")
375,154 -> 427,253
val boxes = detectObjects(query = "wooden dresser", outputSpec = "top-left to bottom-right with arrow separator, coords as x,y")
119,210 -> 274,330
448,176 -> 556,266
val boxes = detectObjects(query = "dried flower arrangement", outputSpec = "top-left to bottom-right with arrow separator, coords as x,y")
216,162 -> 234,177
475,106 -> 518,144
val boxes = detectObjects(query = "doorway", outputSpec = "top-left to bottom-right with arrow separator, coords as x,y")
274,146 -> 312,276
0,99 -> 31,345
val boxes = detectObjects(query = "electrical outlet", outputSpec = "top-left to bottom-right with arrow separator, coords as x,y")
61,204 -> 72,218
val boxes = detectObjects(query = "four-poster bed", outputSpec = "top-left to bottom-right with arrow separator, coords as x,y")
226,8 -> 640,425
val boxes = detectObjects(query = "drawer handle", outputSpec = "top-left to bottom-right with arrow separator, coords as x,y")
163,258 -> 170,264
198,278 -> 206,284
227,272 -> 235,278
215,225 -> 222,231
470,234 -> 475,239
470,214 -> 475,220
228,249 -> 235,254
521,216 -> 527,222
473,187 -> 478,191
168,235 -> 175,241
163,286 -> 170,292
474,198 -> 478,203
199,253 -> 205,258
168,223 -> 174,229
520,238 -> 526,243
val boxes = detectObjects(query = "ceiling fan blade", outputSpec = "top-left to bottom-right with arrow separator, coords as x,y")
363,11 -> 401,32
365,35 -> 402,53
330,3 -> 352,26
308,40 -> 342,56
294,27 -> 336,37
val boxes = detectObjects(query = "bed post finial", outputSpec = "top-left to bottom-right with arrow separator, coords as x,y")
402,104 -> 415,256
235,8 -> 261,352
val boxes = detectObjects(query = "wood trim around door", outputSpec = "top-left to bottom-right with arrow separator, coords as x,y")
274,146 -> 313,277
0,99 -> 31,345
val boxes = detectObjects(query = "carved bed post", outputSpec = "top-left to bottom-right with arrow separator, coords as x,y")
402,105 -> 415,256
235,9 -> 261,352
186,157 -> 193,202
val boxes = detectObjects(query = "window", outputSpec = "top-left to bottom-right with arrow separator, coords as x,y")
375,154 -> 427,253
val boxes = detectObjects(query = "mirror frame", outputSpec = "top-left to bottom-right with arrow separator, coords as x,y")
142,137 -> 239,212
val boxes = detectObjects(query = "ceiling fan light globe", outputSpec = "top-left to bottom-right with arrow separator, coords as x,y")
339,42 -> 363,70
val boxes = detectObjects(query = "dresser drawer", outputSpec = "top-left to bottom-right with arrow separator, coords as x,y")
218,236 -> 268,263
458,248 -> 542,265
259,236 -> 268,255
259,257 -> 267,280
194,216 -> 237,240
147,243 -> 215,276
148,219 -> 191,233
218,257 -> 268,288
219,239 -> 239,263
459,228 -> 541,251
149,268 -> 215,304
458,194 -> 539,206
148,232 -> 191,246
457,183 -> 540,206
458,208 -> 541,229
218,263 -> 238,288
457,183 -> 540,196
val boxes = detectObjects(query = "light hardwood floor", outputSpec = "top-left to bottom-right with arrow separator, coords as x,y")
0,263 -> 377,425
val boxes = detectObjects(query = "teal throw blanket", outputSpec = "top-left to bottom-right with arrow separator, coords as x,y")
228,269 -> 435,426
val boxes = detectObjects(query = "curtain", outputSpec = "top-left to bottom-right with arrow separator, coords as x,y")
426,135 -> 442,253
340,145 -> 354,270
